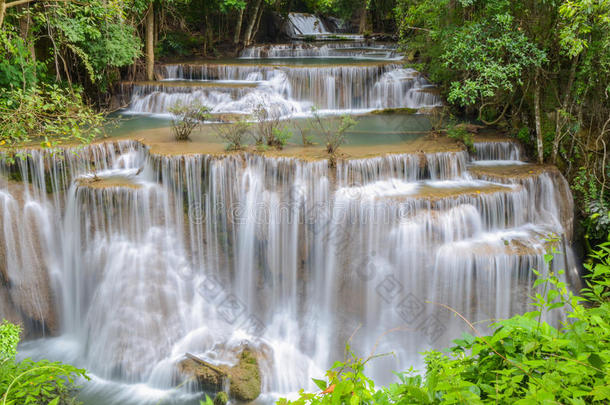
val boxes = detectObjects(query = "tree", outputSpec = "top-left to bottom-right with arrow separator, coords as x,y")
145,1 -> 154,81
395,0 -> 610,239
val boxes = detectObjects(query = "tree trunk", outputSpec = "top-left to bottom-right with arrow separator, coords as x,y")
234,6 -> 244,45
251,2 -> 264,43
358,5 -> 368,34
552,56 -> 578,164
534,73 -> 544,164
18,3 -> 35,84
145,1 -> 155,81
243,0 -> 262,46
0,0 -> 6,29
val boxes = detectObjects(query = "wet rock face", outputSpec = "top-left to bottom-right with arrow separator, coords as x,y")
179,348 -> 261,402
0,180 -> 57,336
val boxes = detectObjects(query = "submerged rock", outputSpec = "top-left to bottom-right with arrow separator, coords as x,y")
179,348 -> 262,402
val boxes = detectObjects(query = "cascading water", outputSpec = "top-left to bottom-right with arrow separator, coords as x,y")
239,42 -> 401,60
283,13 -> 330,37
1,135 -> 578,404
125,63 -> 440,116
121,36 -> 439,117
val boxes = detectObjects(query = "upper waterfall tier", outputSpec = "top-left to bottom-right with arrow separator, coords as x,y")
239,42 -> 401,60
284,12 -> 330,37
125,63 -> 440,115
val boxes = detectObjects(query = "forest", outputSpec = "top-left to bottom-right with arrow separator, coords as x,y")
0,0 -> 609,404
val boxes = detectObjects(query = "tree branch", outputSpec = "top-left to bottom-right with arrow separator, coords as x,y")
6,0 -> 70,8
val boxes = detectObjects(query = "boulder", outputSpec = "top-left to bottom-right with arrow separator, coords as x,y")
179,348 -> 262,402
228,349 -> 261,402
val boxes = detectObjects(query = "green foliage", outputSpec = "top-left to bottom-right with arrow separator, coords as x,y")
0,84 -> 103,151
213,120 -> 251,151
278,343 -> 388,405
27,0 -> 141,90
157,32 -> 204,58
272,126 -> 292,149
447,125 -> 474,153
0,28 -> 41,91
443,15 -> 545,108
252,105 -> 290,149
572,167 -> 610,243
396,0 -> 610,249
169,101 -> 210,141
306,0 -> 364,20
0,321 -> 20,361
280,237 -> 610,404
582,241 -> 610,302
0,320 -> 88,405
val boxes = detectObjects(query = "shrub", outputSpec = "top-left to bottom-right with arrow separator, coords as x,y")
169,101 -> 210,141
0,320 -> 88,404
447,124 -> 475,153
213,121 -> 251,151
310,108 -> 357,166
0,84 -> 103,152
292,119 -> 315,146
252,105 -> 290,149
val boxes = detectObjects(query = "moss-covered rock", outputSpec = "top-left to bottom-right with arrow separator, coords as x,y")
370,107 -> 418,115
213,391 -> 228,405
178,357 -> 228,393
228,349 -> 261,402
179,348 -> 262,402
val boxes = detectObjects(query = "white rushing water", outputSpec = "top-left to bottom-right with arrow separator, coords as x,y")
125,64 -> 440,116
0,137 -> 578,404
284,13 -> 330,37
239,43 -> 402,60
123,39 -> 439,117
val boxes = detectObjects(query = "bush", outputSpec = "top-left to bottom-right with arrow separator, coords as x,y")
310,108 -> 357,166
0,84 -> 103,152
169,101 -> 210,141
213,120 -> 251,151
447,124 -> 475,153
280,238 -> 610,404
0,321 -> 88,404
252,104 -> 290,149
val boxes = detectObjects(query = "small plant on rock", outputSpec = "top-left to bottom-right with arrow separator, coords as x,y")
169,101 -> 210,141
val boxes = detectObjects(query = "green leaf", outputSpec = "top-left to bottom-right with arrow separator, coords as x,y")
312,378 -> 327,391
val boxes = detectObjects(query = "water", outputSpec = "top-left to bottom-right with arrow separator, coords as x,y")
122,39 -> 439,117
0,37 -> 578,405
284,13 -> 330,37
1,134 -> 577,404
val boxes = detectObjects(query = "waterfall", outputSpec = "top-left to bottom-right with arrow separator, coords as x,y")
125,63 -> 441,115
121,37 -> 439,117
1,138 -> 577,404
284,13 -> 330,37
473,141 -> 523,161
239,42 -> 401,60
